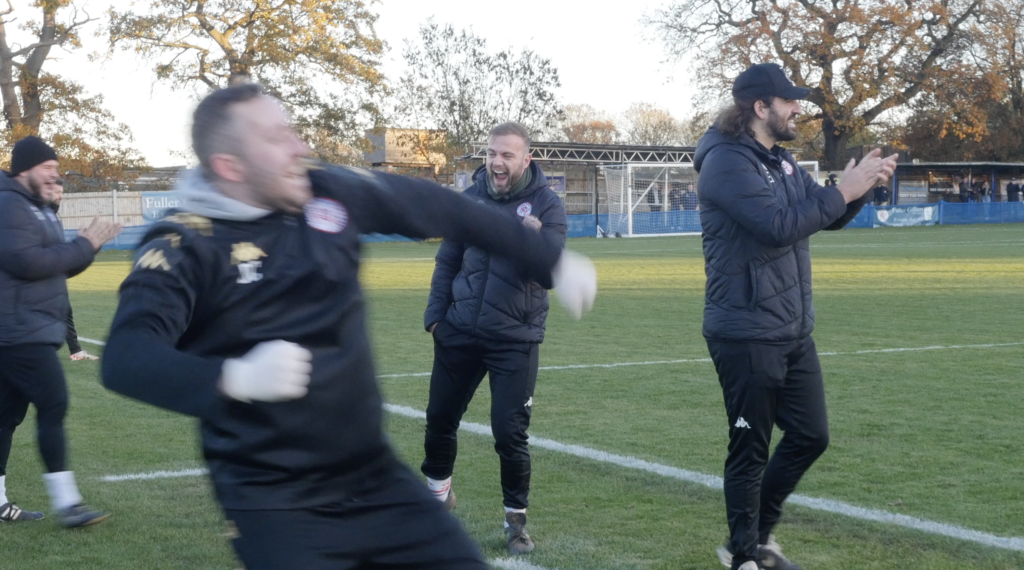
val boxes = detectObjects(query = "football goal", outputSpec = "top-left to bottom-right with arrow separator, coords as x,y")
600,161 -> 820,237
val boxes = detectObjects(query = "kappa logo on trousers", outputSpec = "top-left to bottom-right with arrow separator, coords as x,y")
734,417 -> 751,429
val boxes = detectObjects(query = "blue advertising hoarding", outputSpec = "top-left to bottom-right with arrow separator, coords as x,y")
141,191 -> 183,222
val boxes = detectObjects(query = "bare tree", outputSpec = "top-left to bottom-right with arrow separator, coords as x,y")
621,102 -> 680,145
391,20 -> 562,160
558,103 -> 618,144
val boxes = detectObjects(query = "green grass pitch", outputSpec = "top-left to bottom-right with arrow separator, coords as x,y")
3,224 -> 1023,569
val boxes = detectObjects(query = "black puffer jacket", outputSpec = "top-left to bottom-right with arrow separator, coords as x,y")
694,127 -> 868,342
424,161 -> 567,343
0,175 -> 95,346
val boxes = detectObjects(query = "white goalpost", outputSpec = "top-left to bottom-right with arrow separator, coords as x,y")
600,161 -> 819,237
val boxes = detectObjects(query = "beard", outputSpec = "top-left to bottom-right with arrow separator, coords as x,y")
25,173 -> 54,204
767,107 -> 799,142
488,166 -> 525,195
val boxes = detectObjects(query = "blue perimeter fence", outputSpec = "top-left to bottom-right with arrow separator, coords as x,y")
77,201 -> 1024,250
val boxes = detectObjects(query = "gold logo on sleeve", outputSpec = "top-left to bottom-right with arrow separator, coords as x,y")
230,243 -> 267,265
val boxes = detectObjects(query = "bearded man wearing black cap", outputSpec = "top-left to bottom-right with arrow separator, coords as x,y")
694,64 -> 898,570
0,135 -> 121,527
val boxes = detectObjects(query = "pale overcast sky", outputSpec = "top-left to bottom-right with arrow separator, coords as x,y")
36,0 -> 700,166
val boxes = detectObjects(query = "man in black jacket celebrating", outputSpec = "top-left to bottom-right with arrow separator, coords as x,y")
420,122 -> 568,555
48,179 -> 101,361
0,136 -> 120,527
694,64 -> 896,570
101,86 -> 594,570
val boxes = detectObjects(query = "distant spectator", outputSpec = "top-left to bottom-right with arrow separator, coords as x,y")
682,190 -> 698,211
824,173 -> 838,187
981,179 -> 991,203
646,182 -> 662,212
668,187 -> 683,211
1007,177 -> 1021,202
872,184 -> 888,206
48,180 -> 100,361
970,178 -> 982,202
959,179 -> 970,203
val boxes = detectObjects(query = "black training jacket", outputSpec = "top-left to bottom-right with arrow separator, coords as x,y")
424,162 -> 567,343
694,127 -> 868,343
101,164 -> 564,511
0,175 -> 95,347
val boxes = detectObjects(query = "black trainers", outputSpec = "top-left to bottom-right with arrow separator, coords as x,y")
0,502 -> 44,522
757,541 -> 803,570
717,536 -> 803,570
442,487 -> 457,512
59,503 -> 109,528
504,512 -> 535,555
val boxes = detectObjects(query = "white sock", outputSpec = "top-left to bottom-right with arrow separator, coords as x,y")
0,475 -> 7,504
504,507 -> 526,528
43,471 -> 83,512
426,476 -> 451,502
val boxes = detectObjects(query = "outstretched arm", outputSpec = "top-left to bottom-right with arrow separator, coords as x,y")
313,166 -> 563,282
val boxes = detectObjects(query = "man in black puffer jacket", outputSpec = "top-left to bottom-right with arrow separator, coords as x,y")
421,122 -> 567,555
695,64 -> 897,570
0,136 -> 121,528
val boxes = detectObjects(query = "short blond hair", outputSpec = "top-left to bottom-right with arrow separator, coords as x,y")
488,122 -> 531,151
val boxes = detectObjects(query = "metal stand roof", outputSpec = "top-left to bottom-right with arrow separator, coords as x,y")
467,141 -> 697,164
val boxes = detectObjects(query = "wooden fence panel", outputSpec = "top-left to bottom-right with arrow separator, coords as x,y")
59,191 -> 145,229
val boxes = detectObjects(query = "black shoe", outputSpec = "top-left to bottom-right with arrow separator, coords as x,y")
504,512 -> 535,555
718,535 -> 802,570
0,502 -> 44,522
757,541 -> 803,570
59,503 -> 109,528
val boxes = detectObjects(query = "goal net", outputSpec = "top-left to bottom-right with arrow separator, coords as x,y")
601,163 -> 700,237
600,161 -> 820,237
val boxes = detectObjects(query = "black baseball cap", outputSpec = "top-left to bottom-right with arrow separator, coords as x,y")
732,63 -> 811,101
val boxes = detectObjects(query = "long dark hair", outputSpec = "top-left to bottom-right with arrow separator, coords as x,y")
714,96 -> 772,140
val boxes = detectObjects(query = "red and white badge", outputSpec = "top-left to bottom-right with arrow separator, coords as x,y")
517,202 -> 533,217
781,161 -> 794,176
304,197 -> 348,233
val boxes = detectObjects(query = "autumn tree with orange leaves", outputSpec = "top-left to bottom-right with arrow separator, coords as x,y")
0,1 -> 145,182
647,0 -> 984,169
559,104 -> 619,144
107,0 -> 387,164
900,0 -> 1024,161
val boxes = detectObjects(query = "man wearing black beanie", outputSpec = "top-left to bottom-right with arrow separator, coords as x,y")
0,135 -> 121,527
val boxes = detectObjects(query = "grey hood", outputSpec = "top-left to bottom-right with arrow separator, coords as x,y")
173,168 -> 273,221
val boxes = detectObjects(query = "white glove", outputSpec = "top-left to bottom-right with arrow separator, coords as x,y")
221,341 -> 313,403
552,250 -> 597,320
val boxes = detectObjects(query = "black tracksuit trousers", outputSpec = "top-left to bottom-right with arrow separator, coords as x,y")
706,336 -> 830,568
226,464 -> 487,570
0,344 -> 70,476
65,306 -> 82,355
421,320 -> 538,510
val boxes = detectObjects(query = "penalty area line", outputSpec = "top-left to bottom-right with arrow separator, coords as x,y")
378,341 -> 1024,379
98,403 -> 1024,553
382,403 -> 1024,554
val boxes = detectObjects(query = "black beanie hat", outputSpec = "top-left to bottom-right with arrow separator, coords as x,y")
11,135 -> 58,176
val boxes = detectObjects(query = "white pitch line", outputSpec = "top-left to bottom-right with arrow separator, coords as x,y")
81,337 -> 1015,378
98,403 -> 1024,554
101,468 -> 207,482
490,558 -> 555,570
378,341 -> 1023,379
79,336 -> 107,346
381,404 -> 1024,553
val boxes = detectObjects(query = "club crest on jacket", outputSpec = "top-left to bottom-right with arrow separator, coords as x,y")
305,197 -> 348,233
